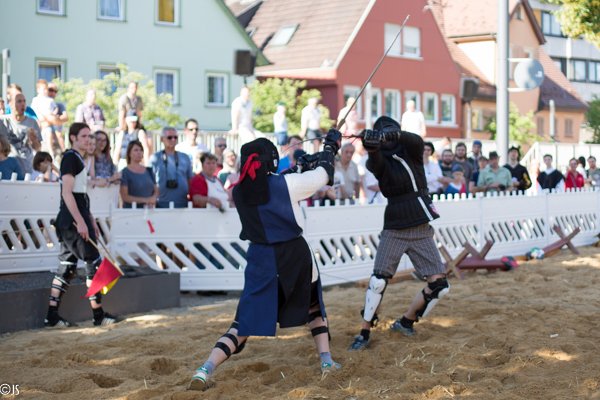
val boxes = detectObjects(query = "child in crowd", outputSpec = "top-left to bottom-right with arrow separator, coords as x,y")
32,151 -> 59,182
0,134 -> 23,180
445,164 -> 466,196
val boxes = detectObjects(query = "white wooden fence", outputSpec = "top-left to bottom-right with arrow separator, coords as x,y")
1,180 -> 598,290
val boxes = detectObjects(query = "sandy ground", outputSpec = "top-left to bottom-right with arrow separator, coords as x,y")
2,246 -> 600,399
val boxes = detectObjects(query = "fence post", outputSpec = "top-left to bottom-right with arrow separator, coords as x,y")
479,194 -> 484,248
545,190 -> 551,246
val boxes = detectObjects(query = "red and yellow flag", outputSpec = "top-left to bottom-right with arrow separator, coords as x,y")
85,258 -> 124,297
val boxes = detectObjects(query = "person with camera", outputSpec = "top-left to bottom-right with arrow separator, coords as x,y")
476,151 -> 514,194
147,126 -> 194,208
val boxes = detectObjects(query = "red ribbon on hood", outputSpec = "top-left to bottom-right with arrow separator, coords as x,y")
230,153 -> 261,187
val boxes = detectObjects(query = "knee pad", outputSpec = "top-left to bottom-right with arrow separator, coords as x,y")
51,262 -> 77,303
214,333 -> 246,359
362,274 -> 388,323
415,277 -> 450,321
85,257 -> 102,280
89,291 -> 102,303
309,310 -> 331,341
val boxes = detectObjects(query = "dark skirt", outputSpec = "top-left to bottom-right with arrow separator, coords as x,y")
237,236 -> 325,337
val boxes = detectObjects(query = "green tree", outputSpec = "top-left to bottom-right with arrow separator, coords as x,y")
55,63 -> 184,131
546,0 -> 600,48
485,102 -> 542,145
587,94 -> 600,142
249,78 -> 334,134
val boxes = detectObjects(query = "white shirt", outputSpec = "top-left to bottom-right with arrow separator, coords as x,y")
203,173 -> 230,210
30,95 -> 57,119
401,110 -> 425,136
231,97 -> 253,128
302,106 -> 321,130
364,169 -> 386,204
423,160 -> 444,194
175,141 -> 209,171
353,153 -> 368,177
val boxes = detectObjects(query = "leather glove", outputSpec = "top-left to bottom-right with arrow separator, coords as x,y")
296,154 -> 319,173
323,128 -> 342,154
381,126 -> 401,143
361,129 -> 381,152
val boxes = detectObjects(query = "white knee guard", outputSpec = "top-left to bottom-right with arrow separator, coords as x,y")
362,275 -> 388,323
416,277 -> 450,321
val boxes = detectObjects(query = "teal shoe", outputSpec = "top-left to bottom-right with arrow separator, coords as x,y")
187,366 -> 210,391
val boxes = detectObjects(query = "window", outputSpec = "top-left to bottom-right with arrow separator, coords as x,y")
156,0 -> 179,25
343,86 -> 363,119
440,94 -> 455,124
552,57 -> 567,76
37,60 -> 64,82
404,91 -> 420,111
569,59 -> 587,82
206,73 -> 228,107
99,65 -> 120,92
99,0 -> 124,20
565,118 -> 573,138
541,11 -> 563,37
384,23 -> 401,57
472,108 -> 483,131
516,3 -> 523,20
423,92 -> 438,123
370,89 -> 382,121
154,69 -> 179,104
537,116 -> 545,137
384,89 -> 400,120
38,0 -> 64,15
589,61 -> 600,83
270,24 -> 298,46
403,26 -> 421,57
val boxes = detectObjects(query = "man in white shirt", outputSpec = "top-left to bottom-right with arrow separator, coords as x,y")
30,79 -> 61,157
231,86 -> 262,144
175,118 -> 209,172
423,142 -> 443,196
301,97 -> 323,153
400,100 -> 426,137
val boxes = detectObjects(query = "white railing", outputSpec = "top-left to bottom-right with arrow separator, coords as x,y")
2,180 -> 598,290
521,141 -> 600,173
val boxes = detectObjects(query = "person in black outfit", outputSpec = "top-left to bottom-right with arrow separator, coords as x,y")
537,154 -> 565,191
45,123 -> 119,327
349,117 -> 449,351
504,146 -> 531,192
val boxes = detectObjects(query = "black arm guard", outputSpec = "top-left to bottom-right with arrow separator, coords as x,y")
317,148 -> 336,186
380,126 -> 401,142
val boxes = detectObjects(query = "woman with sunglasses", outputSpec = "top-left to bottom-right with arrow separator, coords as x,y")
113,109 -> 152,170
93,131 -> 121,186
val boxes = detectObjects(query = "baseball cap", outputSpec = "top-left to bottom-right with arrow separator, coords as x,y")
489,151 -> 499,159
473,140 -> 482,147
451,164 -> 464,173
277,101 -> 286,106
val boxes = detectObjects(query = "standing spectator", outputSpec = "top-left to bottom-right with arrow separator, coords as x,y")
565,158 -> 585,190
30,79 -> 61,159
337,97 -> 359,136
576,156 -> 588,180
469,140 -> 483,171
423,142 -> 443,196
84,134 -> 106,188
445,164 -> 466,196
364,169 -> 385,204
586,156 -> 600,189
0,134 -> 23,180
5,84 -> 38,119
438,149 -> 454,189
469,156 -> 489,194
452,142 -> 473,192
537,154 -> 565,192
74,89 -> 105,132
120,140 -> 158,209
189,153 -> 230,209
335,143 -> 360,200
148,127 -> 194,208
218,149 -> 237,185
94,131 -> 120,186
400,100 -> 426,137
477,151 -> 514,193
214,136 -> 227,174
175,118 -> 209,172
353,139 -> 368,201
231,86 -> 262,144
434,136 -> 452,159
113,109 -> 151,170
0,92 -> 42,174
273,101 -> 288,146
47,82 -> 68,162
0,99 -> 5,115
504,146 -> 531,192
301,97 -> 323,153
31,151 -> 59,182
118,81 -> 143,131
277,135 -> 302,173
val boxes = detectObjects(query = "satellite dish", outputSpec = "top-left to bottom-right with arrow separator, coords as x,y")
514,58 -> 544,90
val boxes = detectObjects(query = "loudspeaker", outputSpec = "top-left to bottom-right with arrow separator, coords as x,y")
459,77 -> 479,102
234,50 -> 256,76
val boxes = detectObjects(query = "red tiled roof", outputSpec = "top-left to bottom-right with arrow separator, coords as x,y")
538,47 -> 589,111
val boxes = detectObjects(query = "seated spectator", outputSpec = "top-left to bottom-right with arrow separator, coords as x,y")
218,149 -> 237,185
120,140 -> 158,208
176,118 -> 209,172
504,146 -> 531,192
114,109 -> 151,170
423,141 -> 443,196
335,143 -> 360,200
537,154 -> 564,192
477,151 -> 514,194
189,153 -> 231,210
31,151 -> 59,182
74,88 -> 105,132
565,157 -> 585,190
214,137 -> 227,174
225,158 -> 242,208
277,135 -> 302,173
5,84 -> 38,120
0,134 -> 23,180
438,149 -> 454,189
586,156 -> 600,189
93,131 -> 120,186
148,127 -> 194,208
445,164 -> 466,197
452,142 -> 473,192
469,156 -> 489,193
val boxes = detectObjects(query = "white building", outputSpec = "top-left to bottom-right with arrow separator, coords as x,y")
0,0 -> 268,130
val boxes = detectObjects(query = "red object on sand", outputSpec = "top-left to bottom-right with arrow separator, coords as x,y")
85,258 -> 123,297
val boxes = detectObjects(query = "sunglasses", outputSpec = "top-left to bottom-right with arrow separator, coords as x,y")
216,144 -> 227,148
187,128 -> 199,132
47,88 -> 57,93
166,136 -> 178,140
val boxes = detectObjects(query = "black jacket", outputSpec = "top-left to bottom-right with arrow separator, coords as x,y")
366,131 -> 440,230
